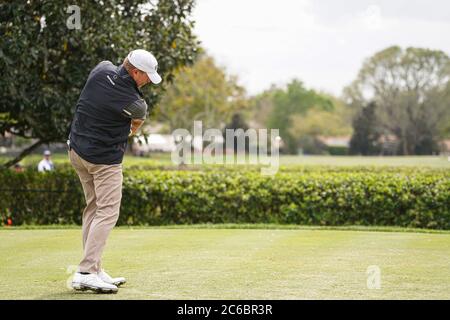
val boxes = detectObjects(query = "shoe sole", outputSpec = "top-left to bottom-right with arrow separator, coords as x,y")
72,283 -> 118,294
114,280 -> 126,287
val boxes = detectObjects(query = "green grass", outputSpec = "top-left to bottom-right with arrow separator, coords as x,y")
0,153 -> 173,169
6,224 -> 450,234
2,153 -> 450,171
278,155 -> 450,167
1,226 -> 449,299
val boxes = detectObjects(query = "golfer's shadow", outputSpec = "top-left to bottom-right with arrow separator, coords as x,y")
35,289 -> 121,300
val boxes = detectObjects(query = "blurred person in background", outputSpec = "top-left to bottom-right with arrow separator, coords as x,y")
37,150 -> 54,172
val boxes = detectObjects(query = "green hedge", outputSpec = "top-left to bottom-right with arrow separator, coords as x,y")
0,169 -> 84,225
1,168 -> 449,229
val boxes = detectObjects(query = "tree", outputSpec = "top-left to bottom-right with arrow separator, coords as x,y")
289,95 -> 353,154
349,102 -> 381,155
265,80 -> 333,154
344,46 -> 450,155
154,54 -> 246,131
289,95 -> 353,137
222,113 -> 250,153
245,84 -> 278,129
0,0 -> 199,168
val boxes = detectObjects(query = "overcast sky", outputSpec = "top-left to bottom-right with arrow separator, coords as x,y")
193,0 -> 450,96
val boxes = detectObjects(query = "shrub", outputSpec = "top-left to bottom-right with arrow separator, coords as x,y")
1,168 -> 449,229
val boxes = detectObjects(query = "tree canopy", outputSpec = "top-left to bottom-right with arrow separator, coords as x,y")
0,0 -> 200,167
344,46 -> 450,155
349,102 -> 381,155
154,54 -> 246,131
251,80 -> 334,154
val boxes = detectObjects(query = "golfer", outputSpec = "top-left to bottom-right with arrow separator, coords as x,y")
68,49 -> 161,293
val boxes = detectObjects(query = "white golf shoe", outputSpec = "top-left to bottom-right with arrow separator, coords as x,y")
72,272 -> 118,294
98,269 -> 126,287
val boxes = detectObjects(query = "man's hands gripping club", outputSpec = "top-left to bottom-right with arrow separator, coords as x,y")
129,118 -> 145,136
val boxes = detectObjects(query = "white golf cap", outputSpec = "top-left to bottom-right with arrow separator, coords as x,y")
127,49 -> 162,84
44,150 -> 51,156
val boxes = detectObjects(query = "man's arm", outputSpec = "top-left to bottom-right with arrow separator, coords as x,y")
122,99 -> 148,136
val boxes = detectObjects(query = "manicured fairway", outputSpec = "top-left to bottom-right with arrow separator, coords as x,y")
1,227 -> 449,299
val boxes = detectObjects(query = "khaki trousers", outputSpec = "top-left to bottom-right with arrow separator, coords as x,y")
68,148 -> 123,274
